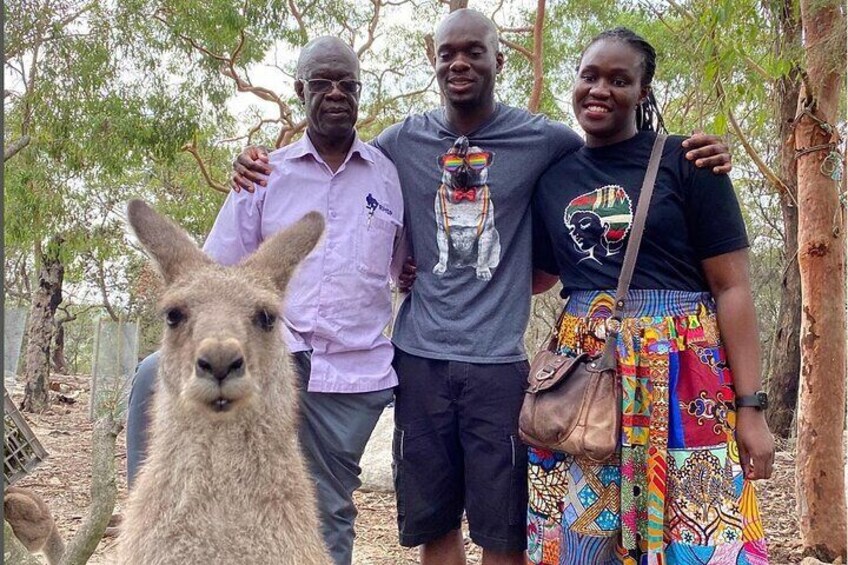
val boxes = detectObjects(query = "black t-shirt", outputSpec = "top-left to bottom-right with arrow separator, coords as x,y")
533,131 -> 749,293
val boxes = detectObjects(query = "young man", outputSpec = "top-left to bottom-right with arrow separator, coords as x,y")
126,37 -> 406,565
232,11 -> 731,565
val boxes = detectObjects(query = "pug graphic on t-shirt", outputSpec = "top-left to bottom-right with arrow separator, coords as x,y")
433,136 -> 502,280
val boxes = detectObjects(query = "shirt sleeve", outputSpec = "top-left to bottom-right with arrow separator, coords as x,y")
532,187 -> 559,275
685,165 -> 749,260
383,160 -> 407,282
202,187 -> 266,266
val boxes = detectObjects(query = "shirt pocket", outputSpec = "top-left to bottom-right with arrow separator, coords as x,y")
355,214 -> 398,278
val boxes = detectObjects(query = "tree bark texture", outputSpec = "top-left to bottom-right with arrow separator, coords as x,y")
52,322 -> 68,375
526,0 -> 546,113
22,237 -> 65,413
58,415 -> 122,565
794,0 -> 847,557
765,0 -> 802,438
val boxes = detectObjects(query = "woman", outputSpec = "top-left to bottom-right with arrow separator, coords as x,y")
528,28 -> 775,565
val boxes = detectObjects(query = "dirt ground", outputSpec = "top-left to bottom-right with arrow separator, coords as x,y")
7,374 -> 806,564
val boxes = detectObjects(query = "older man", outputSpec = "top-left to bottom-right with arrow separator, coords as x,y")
126,37 -> 405,565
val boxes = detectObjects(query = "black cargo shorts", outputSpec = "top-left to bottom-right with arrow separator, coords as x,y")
391,348 -> 529,553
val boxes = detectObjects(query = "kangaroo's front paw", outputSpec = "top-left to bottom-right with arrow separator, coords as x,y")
433,263 -> 447,276
476,267 -> 492,280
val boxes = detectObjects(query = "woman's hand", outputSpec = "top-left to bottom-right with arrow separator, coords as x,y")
735,408 -> 775,480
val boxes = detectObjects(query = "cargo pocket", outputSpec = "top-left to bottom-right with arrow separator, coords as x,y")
392,426 -> 406,515
508,433 -> 529,526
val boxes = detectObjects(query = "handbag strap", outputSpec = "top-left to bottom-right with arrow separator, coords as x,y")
596,133 -> 667,370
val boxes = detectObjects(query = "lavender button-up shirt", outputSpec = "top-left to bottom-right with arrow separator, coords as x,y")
203,134 -> 404,393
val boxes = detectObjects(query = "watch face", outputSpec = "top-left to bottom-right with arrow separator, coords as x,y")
756,391 -> 769,410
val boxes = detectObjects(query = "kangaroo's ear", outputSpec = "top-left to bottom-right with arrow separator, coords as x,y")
127,199 -> 212,285
242,212 -> 324,293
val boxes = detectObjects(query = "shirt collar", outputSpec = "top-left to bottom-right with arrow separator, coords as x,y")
283,130 -> 374,165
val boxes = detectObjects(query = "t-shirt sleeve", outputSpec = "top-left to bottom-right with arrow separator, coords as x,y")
685,165 -> 749,260
547,122 -> 584,161
532,188 -> 559,275
371,123 -> 400,162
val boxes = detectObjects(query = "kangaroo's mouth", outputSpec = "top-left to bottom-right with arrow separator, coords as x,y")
212,397 -> 233,412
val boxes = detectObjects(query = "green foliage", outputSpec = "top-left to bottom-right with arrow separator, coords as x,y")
7,0 -> 836,385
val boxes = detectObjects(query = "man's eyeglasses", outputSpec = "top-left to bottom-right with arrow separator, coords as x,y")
299,78 -> 362,95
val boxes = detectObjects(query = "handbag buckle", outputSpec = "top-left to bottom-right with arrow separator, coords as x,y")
536,366 -> 556,381
594,317 -> 623,340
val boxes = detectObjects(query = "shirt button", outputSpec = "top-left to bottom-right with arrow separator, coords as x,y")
329,211 -> 338,219
323,275 -> 331,282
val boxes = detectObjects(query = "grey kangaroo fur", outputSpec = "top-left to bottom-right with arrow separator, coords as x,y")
117,199 -> 329,564
4,486 -> 65,564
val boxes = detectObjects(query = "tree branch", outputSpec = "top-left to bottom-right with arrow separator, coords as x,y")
358,75 -> 437,129
357,0 -> 383,58
4,135 -> 31,161
288,0 -> 309,44
659,0 -> 771,81
489,0 -> 507,29
499,37 -> 533,59
181,142 -> 229,193
277,119 -> 307,148
89,253 -> 120,322
527,0 -> 546,113
58,415 -> 123,565
715,79 -> 790,194
219,118 -> 282,145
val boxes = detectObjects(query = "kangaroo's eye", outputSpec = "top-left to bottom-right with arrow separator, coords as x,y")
253,309 -> 276,332
165,308 -> 186,328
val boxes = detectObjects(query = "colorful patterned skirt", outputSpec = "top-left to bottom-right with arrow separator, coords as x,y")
527,290 -> 768,565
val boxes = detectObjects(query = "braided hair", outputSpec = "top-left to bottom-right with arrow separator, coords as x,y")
579,27 -> 667,133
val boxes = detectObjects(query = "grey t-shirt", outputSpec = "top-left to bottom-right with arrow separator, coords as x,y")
374,104 -> 583,363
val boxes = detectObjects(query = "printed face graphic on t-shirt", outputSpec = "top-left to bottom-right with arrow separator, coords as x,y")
563,185 -> 633,265
433,136 -> 502,281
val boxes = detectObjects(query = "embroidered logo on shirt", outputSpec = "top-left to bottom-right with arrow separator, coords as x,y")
563,185 -> 633,265
366,193 -> 394,218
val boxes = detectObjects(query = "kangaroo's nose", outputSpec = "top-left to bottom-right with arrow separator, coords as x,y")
195,339 -> 245,383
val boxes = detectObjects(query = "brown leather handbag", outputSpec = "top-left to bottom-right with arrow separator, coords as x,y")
518,134 -> 667,463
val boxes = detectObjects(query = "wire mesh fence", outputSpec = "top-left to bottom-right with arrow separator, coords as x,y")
90,318 -> 139,421
4,305 -> 28,384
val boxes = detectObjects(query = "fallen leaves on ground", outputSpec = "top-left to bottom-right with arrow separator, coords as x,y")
6,374 -> 806,564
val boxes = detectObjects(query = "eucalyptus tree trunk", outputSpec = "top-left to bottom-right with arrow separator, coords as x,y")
765,0 -> 802,439
21,236 -> 64,413
794,0 -> 847,557
52,322 -> 68,374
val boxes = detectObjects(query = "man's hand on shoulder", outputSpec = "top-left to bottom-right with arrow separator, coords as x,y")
682,129 -> 732,175
231,146 -> 273,193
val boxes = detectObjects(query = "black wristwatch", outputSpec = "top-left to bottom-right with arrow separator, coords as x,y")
736,391 -> 769,411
